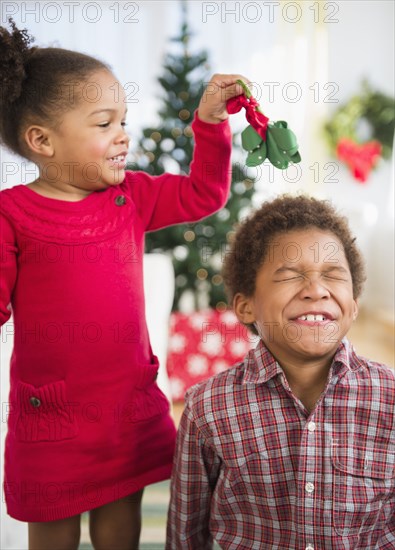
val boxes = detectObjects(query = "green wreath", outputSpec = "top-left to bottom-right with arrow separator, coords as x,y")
324,82 -> 395,182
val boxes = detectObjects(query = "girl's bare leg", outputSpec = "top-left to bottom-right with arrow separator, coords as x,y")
28,514 -> 81,550
89,489 -> 144,550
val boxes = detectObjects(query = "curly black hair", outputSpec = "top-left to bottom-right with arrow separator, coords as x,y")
0,18 -> 110,157
222,195 -> 366,333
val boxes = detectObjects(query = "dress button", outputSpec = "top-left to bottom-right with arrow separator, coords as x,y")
305,482 -> 315,494
30,396 -> 41,408
306,545 -> 314,550
115,195 -> 126,206
307,421 -> 316,432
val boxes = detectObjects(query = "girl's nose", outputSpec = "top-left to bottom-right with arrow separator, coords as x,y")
116,126 -> 130,146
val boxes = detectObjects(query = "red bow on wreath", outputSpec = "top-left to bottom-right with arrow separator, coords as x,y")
336,138 -> 382,183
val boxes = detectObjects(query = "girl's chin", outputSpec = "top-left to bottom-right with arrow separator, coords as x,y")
102,173 -> 125,186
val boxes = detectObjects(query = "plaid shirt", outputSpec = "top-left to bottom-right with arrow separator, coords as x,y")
166,339 -> 395,550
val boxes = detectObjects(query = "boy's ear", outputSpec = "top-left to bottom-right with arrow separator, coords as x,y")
233,293 -> 256,325
24,126 -> 55,157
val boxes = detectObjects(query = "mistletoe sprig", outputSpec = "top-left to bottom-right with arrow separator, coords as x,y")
227,79 -> 301,169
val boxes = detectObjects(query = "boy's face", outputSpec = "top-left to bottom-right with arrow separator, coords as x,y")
235,229 -> 358,367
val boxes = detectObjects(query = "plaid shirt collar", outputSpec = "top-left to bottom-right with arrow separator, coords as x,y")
241,337 -> 365,386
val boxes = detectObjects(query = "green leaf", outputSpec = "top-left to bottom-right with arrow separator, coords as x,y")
265,123 -> 301,169
241,125 -> 263,152
246,143 -> 267,167
269,122 -> 299,156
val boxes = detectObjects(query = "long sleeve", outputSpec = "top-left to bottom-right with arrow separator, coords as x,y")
375,505 -> 395,548
166,400 -> 221,549
0,212 -> 17,327
125,111 -> 232,232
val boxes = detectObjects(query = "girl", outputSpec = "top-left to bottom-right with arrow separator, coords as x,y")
0,19 -> 248,550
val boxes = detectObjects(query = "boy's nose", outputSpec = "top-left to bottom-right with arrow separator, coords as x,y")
299,274 -> 330,300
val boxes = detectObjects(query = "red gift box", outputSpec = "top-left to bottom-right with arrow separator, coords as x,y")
166,309 -> 258,401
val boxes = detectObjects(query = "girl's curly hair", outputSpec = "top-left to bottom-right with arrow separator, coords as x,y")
0,18 -> 110,157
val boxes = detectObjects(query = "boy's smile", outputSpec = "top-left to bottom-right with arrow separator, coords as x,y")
235,229 -> 358,370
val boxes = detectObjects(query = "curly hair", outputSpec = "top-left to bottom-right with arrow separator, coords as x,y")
0,18 -> 110,157
222,195 -> 366,332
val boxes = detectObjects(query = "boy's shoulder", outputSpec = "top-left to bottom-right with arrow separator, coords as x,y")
184,359 -> 247,419
355,355 -> 395,407
349,346 -> 395,386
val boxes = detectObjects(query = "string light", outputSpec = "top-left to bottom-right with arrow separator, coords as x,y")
179,109 -> 190,121
171,128 -> 182,138
212,275 -> 223,286
150,131 -> 162,142
197,269 -> 208,280
184,230 -> 195,242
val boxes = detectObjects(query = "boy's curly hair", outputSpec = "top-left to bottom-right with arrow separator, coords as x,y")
222,195 -> 366,330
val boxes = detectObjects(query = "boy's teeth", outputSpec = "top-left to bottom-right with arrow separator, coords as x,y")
298,314 -> 326,321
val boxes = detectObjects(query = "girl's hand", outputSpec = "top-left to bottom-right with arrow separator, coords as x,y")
197,74 -> 251,124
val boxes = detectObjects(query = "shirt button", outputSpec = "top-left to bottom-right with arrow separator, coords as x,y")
305,482 -> 315,494
306,545 -> 314,550
30,396 -> 41,408
115,195 -> 126,206
307,421 -> 316,432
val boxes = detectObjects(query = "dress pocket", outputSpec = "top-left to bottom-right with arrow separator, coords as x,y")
332,439 -> 395,536
121,355 -> 170,423
13,380 -> 79,442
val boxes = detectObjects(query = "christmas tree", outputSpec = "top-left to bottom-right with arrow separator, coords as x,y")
128,2 -> 254,311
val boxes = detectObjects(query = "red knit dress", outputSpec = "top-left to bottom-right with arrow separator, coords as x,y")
0,113 -> 232,522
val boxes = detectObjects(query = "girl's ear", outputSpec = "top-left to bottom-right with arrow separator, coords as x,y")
24,126 -> 55,157
233,293 -> 256,325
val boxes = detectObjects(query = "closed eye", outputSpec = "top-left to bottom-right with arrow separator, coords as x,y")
98,121 -> 127,128
275,275 -> 304,282
323,273 -> 348,281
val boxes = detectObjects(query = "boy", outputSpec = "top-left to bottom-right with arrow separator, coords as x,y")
166,195 -> 394,549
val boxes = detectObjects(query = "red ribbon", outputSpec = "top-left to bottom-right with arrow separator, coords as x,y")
336,138 -> 382,183
227,94 -> 269,140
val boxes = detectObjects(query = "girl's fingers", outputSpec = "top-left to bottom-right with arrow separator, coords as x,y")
206,74 -> 252,100
221,83 -> 246,100
210,74 -> 251,88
